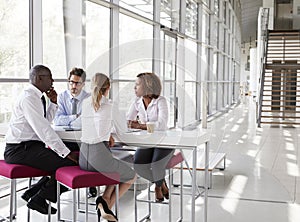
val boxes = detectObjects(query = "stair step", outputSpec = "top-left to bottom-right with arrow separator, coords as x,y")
264,89 -> 300,92
267,51 -> 300,54
264,80 -> 300,83
260,121 -> 300,125
265,64 -> 300,69
263,85 -> 297,87
263,94 -> 300,97
261,116 -> 300,119
261,109 -> 300,113
268,38 -> 300,40
262,100 -> 300,103
263,75 -> 298,78
268,42 -> 300,45
262,104 -> 298,107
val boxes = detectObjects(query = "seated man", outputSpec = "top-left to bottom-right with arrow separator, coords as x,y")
4,65 -> 78,215
54,67 -> 90,129
53,67 -> 96,197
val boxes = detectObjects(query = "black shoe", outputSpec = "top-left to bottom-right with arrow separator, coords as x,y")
88,187 -> 97,198
27,195 -> 57,215
21,176 -> 49,202
95,196 -> 118,222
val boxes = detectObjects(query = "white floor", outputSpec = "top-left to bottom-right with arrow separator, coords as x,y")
1,96 -> 300,222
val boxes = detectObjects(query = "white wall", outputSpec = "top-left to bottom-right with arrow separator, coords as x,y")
263,0 -> 274,29
240,42 -> 255,94
249,47 -> 257,96
293,0 -> 300,29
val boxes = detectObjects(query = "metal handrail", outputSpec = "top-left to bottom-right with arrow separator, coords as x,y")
257,8 -> 270,127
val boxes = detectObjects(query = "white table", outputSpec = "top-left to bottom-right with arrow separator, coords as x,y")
55,128 -> 211,222
0,124 -> 211,222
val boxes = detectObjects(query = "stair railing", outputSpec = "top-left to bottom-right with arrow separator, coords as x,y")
257,8 -> 270,127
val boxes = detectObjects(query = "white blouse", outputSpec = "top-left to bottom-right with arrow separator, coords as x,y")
126,96 -> 168,131
81,96 -> 123,144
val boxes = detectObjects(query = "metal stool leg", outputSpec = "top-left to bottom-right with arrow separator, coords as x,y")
72,189 -> 77,222
57,182 -> 61,221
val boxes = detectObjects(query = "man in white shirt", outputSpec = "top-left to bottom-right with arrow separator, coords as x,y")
4,65 -> 78,215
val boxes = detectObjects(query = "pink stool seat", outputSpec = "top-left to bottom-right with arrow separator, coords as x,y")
56,166 -> 120,222
166,152 -> 184,169
0,160 -> 51,222
0,160 -> 50,179
56,166 -> 120,189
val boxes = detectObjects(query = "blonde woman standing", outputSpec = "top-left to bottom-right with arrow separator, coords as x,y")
79,73 -> 136,222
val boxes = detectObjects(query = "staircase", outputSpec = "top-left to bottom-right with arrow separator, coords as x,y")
258,30 -> 300,126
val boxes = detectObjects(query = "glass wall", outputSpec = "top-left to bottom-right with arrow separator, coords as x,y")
119,14 -> 153,111
86,1 -> 110,78
0,0 -> 242,127
0,0 -> 29,123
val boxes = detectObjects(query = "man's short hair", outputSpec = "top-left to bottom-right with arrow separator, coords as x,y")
29,65 -> 51,82
68,67 -> 86,82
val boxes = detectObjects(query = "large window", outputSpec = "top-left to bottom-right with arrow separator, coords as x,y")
42,0 -> 66,79
0,0 -> 242,126
86,1 -> 110,78
160,0 -> 180,30
0,0 -> 29,78
118,14 -> 153,110
0,0 -> 29,123
185,0 -> 197,38
184,40 -> 197,125
119,0 -> 153,20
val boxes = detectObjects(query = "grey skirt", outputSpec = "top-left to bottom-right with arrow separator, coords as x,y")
79,141 -> 135,182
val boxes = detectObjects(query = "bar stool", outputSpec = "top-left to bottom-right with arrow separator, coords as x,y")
0,160 -> 52,222
56,166 -> 120,222
134,151 -> 184,222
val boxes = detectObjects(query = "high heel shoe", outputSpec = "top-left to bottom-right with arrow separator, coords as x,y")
154,186 -> 164,202
95,196 -> 118,222
161,180 -> 169,200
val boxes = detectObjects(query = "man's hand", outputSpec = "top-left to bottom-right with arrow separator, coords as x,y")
66,152 -> 79,164
46,87 -> 57,104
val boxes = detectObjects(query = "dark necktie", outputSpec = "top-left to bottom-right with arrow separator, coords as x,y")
71,98 -> 78,115
41,95 -> 46,118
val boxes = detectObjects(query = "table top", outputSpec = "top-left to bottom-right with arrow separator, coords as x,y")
55,126 -> 210,148
0,123 -> 210,148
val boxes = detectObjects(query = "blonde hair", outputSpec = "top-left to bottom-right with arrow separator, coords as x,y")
91,73 -> 110,111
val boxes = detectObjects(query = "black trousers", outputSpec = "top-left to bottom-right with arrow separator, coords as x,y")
63,141 -> 80,152
4,140 -> 76,203
133,148 -> 174,187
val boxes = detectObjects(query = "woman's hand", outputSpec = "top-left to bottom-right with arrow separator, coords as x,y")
109,135 -> 115,147
128,120 -> 146,130
66,152 -> 79,164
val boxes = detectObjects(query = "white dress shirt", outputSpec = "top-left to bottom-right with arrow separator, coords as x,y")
126,96 -> 168,131
81,96 -> 124,144
54,89 -> 90,127
5,84 -> 70,158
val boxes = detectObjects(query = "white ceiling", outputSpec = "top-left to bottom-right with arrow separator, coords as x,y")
240,0 -> 263,43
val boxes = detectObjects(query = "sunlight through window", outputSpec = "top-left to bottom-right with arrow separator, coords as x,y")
221,175 -> 248,214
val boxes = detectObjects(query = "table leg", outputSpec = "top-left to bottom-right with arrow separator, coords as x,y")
192,147 -> 197,222
204,141 -> 209,222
